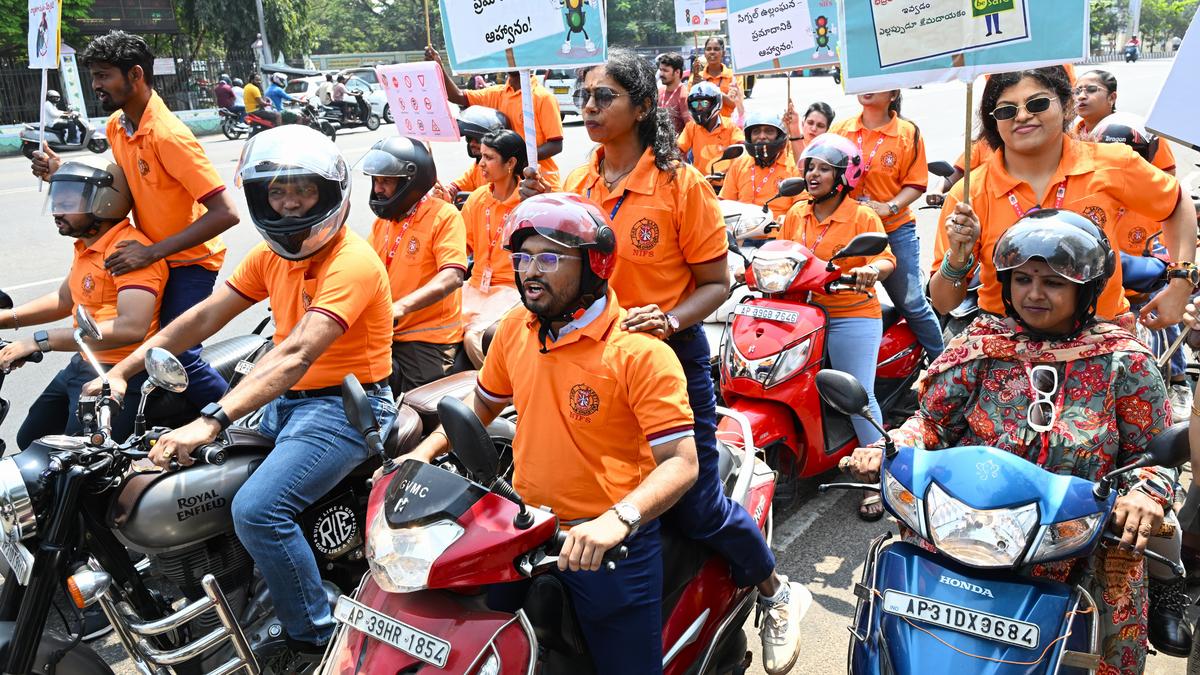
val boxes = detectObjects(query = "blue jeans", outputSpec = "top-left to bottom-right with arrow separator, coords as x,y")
231,388 -> 397,644
162,265 -> 229,407
16,355 -> 147,449
883,221 -> 944,359
826,318 -> 884,446
488,521 -> 664,674
662,325 -> 775,588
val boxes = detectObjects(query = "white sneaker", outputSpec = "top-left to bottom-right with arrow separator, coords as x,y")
1169,382 -> 1192,422
585,39 -> 596,53
561,41 -> 571,55
758,578 -> 811,674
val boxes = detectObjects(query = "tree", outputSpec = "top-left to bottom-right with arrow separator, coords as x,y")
173,0 -> 313,60
1090,0 -> 1126,50
1139,0 -> 1198,47
0,0 -> 94,57
309,0 -> 444,54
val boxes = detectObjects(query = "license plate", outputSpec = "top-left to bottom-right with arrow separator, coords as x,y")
881,590 -> 1039,650
733,304 -> 799,323
553,86 -> 569,94
333,595 -> 450,668
0,537 -> 33,586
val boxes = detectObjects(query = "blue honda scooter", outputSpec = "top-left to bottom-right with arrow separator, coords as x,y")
815,370 -> 1187,674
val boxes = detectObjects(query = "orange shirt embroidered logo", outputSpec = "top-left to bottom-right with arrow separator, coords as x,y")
302,290 -> 313,309
137,158 -> 149,176
1082,205 -> 1107,228
568,383 -> 600,419
81,273 -> 96,294
1128,227 -> 1147,244
406,236 -> 420,256
631,219 -> 660,253
881,151 -> 897,168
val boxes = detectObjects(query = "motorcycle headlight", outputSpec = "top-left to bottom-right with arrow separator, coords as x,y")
883,471 -> 922,536
0,458 -> 35,543
751,255 -> 805,293
365,510 -> 463,593
926,482 -> 1038,568
1026,513 -> 1105,564
722,338 -> 811,388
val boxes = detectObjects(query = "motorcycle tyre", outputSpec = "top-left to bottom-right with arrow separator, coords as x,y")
0,625 -> 114,674
87,138 -> 108,154
383,104 -> 393,124
221,119 -> 241,141
320,121 -> 337,140
365,114 -> 381,131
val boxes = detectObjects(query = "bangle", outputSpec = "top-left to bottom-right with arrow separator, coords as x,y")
788,136 -> 803,141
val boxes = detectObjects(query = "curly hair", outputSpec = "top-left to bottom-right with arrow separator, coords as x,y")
578,49 -> 680,177
81,30 -> 155,81
979,66 -> 1072,150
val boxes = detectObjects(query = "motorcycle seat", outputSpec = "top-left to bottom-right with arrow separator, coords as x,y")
879,299 -> 902,331
403,371 -> 479,433
382,405 -> 423,459
200,335 -> 272,384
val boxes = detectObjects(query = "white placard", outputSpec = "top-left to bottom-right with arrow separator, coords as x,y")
729,0 -> 816,66
444,0 -> 565,65
872,0 -> 1030,69
1146,10 -> 1200,150
27,0 -> 59,69
154,57 -> 175,75
376,62 -> 461,142
675,0 -> 716,32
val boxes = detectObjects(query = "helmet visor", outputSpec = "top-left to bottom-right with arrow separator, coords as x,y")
993,223 -> 1108,283
503,194 -> 607,251
358,147 -> 417,178
43,180 -> 102,216
236,126 -> 347,188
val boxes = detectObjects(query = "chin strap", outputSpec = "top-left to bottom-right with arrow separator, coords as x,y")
534,293 -> 597,353
809,184 -> 844,205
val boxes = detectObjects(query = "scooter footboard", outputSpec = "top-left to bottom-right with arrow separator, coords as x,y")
850,541 -> 1096,675
321,578 -> 535,675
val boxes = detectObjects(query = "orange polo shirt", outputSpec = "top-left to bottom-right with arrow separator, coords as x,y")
954,139 -> 994,174
679,118 -> 746,177
449,162 -> 485,196
465,83 -> 564,189
830,112 -> 928,231
477,290 -> 694,521
703,64 -> 737,117
565,147 -> 728,314
462,184 -> 521,291
70,219 -> 167,364
370,198 -> 468,344
106,91 -> 227,271
225,229 -> 393,390
933,137 -> 1181,321
1070,117 -> 1177,172
778,198 -> 896,319
719,152 -> 803,221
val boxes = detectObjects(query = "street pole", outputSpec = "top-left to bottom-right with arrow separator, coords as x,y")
254,0 -> 273,65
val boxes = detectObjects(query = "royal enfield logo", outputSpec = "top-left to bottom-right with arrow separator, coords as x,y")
312,504 -> 358,556
631,219 -> 659,255
81,273 -> 95,294
568,383 -> 600,420
406,236 -> 420,255
1081,205 -> 1107,228
881,151 -> 897,168
940,575 -> 995,598
137,158 -> 150,176
176,489 -> 227,522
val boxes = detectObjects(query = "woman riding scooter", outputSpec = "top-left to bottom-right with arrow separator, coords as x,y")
778,133 -> 896,521
847,210 -> 1173,674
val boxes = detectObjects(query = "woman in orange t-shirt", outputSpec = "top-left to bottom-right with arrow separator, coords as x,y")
460,129 -> 526,366
1071,69 -> 1176,175
783,101 -> 835,162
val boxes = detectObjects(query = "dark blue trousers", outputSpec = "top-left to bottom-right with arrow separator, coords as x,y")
161,265 -> 228,407
663,324 -> 776,588
489,521 -> 664,674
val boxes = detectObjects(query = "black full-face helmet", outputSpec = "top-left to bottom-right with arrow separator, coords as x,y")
359,136 -> 436,220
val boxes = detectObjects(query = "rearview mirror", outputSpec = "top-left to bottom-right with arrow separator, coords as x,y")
815,370 -> 870,417
342,375 -> 380,439
927,160 -> 956,178
438,396 -> 499,485
831,233 -> 889,261
74,306 -> 102,341
1143,422 -> 1190,469
719,145 -> 745,162
776,177 -> 807,198
0,290 -> 11,310
144,348 -> 188,393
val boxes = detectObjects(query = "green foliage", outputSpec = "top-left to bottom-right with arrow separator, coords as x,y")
309,0 -> 445,54
0,0 -> 94,57
1139,0 -> 1199,44
1090,0 -> 1126,48
175,0 -> 313,58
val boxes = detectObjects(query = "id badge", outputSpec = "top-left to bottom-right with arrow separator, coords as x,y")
479,266 -> 493,293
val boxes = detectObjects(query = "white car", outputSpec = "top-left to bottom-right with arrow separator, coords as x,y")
285,75 -> 391,123
537,69 -> 578,120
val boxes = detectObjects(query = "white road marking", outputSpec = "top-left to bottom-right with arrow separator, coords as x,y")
770,487 -> 852,555
6,277 -> 63,291
0,186 -> 36,196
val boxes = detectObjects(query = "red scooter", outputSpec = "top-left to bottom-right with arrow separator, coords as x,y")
716,230 -> 924,483
321,384 -> 777,674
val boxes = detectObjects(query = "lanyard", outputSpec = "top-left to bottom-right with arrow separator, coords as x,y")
750,164 -> 776,198
384,197 -> 427,269
586,186 -> 628,221
855,130 -> 888,174
1006,178 -> 1067,219
801,212 -> 835,252
1023,360 -> 1071,464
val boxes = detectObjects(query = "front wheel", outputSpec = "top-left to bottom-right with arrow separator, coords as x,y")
365,114 -> 381,131
320,121 -> 337,140
221,118 -> 241,140
87,138 -> 108,153
383,104 -> 393,124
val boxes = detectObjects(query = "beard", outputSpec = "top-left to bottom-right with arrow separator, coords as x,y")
519,273 -> 579,319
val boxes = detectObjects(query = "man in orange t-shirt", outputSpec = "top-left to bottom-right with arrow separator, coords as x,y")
363,137 -> 468,392
427,47 -> 565,188
679,82 -> 745,176
91,128 -> 395,670
404,194 -> 698,674
32,31 -> 239,409
1,161 -> 165,448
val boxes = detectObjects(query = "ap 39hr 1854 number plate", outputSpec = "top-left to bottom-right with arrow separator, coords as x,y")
881,590 -> 1040,650
333,595 -> 450,668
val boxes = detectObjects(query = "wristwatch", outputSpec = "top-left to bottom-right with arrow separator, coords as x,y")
665,313 -> 681,336
199,402 -> 232,432
33,330 -> 51,353
887,201 -> 900,215
612,502 -> 641,537
1166,261 -> 1200,288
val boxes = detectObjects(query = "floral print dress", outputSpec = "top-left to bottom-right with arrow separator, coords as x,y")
883,315 -> 1173,674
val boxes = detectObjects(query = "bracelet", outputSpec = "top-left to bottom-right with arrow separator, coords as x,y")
788,136 -> 803,141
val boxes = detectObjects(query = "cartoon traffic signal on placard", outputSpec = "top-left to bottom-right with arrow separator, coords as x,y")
812,15 -> 835,59
558,0 -> 598,56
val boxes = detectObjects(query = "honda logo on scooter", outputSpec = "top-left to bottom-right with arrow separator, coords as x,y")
939,575 -> 994,598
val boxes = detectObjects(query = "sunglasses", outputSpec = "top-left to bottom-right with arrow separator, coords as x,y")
990,96 -> 1055,121
688,99 -> 714,111
1072,84 -> 1107,97
572,86 -> 625,111
511,251 -> 582,274
1027,364 -> 1058,433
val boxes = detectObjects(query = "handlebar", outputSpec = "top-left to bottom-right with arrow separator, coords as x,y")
825,274 -> 874,297
549,530 -> 630,571
1101,532 -> 1184,577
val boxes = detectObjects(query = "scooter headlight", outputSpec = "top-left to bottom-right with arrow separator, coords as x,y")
883,471 -> 923,536
751,254 -> 806,293
764,338 -> 812,387
1026,513 -> 1105,564
926,482 -> 1038,568
722,338 -> 811,388
365,509 -> 463,593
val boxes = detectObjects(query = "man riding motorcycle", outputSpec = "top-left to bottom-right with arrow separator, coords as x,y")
0,160 -> 166,449
43,89 -> 86,144
83,125 -> 397,672
402,193 -> 700,674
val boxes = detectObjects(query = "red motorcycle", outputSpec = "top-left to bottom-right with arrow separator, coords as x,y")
716,231 -> 924,484
321,385 -> 777,674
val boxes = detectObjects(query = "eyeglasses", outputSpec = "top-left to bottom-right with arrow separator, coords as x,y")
1027,364 -> 1058,433
990,96 -> 1055,121
511,251 -> 582,274
1072,84 -> 1107,97
688,98 -> 714,111
572,86 -> 625,111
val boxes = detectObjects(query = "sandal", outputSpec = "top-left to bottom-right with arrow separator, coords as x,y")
858,494 -> 885,522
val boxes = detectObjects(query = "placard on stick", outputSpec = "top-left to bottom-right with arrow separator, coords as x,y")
1146,9 -> 1200,151
376,62 -> 460,142
28,0 -> 60,69
676,0 -> 718,32
727,0 -> 839,75
439,0 -> 608,75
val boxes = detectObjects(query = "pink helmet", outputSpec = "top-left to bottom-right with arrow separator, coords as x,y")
799,133 -> 864,191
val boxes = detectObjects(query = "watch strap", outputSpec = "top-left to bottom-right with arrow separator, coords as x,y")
33,330 -> 51,353
200,402 -> 232,431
